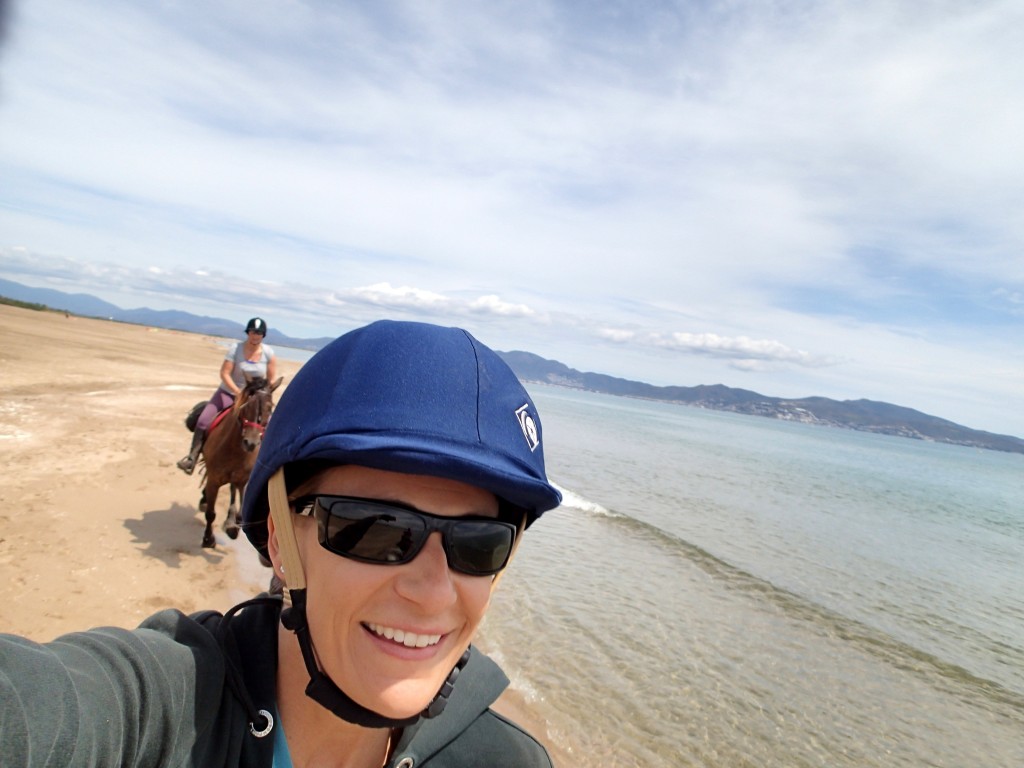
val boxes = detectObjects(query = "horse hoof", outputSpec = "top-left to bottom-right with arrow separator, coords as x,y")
202,536 -> 216,549
225,525 -> 239,540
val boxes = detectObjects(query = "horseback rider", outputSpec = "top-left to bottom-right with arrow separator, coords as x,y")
177,317 -> 278,475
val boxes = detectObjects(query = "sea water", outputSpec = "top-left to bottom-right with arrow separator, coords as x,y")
478,384 -> 1024,767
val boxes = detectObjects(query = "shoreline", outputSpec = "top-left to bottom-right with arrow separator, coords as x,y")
0,304 -> 568,763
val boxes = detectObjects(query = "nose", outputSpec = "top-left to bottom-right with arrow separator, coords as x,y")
393,532 -> 457,610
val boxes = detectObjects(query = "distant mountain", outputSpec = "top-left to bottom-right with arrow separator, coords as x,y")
497,350 -> 1024,456
0,278 -> 123,318
0,278 -> 334,351
3,278 -> 1021,454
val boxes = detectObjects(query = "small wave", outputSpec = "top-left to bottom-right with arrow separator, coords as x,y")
485,645 -> 543,703
591,509 -> 1024,713
552,482 -> 619,517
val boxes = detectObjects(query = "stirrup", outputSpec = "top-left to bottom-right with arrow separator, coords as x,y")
177,456 -> 195,475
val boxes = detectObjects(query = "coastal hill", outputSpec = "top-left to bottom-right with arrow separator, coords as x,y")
498,350 -> 1024,456
0,278 -> 336,351
2,277 -> 1021,455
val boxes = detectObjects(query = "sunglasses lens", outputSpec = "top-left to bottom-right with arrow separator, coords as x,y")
313,497 -> 516,576
320,501 -> 425,564
447,521 -> 515,575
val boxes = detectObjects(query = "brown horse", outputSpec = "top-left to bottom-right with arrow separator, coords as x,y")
196,375 -> 283,548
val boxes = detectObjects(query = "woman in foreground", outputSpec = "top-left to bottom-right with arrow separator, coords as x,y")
0,319 -> 562,767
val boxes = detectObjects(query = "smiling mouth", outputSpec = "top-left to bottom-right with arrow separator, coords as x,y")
366,623 -> 443,649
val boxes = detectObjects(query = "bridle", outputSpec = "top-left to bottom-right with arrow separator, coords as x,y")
235,385 -> 272,438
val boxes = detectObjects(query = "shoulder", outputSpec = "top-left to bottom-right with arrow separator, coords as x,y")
263,344 -> 275,359
141,606 -> 222,639
392,648 -> 553,768
135,608 -> 228,673
225,342 -> 240,359
439,708 -> 554,767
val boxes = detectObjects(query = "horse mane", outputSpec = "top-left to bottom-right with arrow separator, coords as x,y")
232,378 -> 270,412
242,376 -> 269,396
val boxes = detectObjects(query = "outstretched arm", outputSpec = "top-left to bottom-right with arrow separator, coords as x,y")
0,614 -> 224,768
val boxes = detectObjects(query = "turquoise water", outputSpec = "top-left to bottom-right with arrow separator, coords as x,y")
480,385 -> 1024,767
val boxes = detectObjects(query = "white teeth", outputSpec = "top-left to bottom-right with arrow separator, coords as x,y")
367,623 -> 442,648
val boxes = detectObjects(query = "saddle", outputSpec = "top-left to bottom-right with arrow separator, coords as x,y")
184,401 -> 232,433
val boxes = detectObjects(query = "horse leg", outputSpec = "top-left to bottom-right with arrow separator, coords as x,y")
202,484 -> 220,548
198,489 -> 207,515
223,483 -> 241,540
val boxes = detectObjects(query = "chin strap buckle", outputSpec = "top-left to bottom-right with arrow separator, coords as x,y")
424,648 -> 471,719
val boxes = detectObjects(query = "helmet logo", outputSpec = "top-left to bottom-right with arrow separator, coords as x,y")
515,404 -> 540,452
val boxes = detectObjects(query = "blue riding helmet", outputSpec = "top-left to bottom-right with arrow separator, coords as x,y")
241,319 -> 562,559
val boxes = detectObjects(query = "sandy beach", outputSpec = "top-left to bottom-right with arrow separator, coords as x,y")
0,303 -> 284,638
0,303 -> 564,762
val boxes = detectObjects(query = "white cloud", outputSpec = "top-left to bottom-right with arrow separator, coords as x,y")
469,295 -> 536,318
598,327 -> 832,368
350,282 -> 450,310
597,328 -> 635,344
1,1 -> 1023,435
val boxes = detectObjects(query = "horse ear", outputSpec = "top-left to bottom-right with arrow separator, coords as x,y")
271,377 -> 284,392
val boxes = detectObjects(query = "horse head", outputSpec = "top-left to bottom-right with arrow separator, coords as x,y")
236,374 -> 284,452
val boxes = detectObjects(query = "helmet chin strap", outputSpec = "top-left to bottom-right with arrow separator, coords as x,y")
267,468 -> 469,728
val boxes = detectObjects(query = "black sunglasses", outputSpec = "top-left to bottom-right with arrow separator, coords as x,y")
293,495 -> 518,577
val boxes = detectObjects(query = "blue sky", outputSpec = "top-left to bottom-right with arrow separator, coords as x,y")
1,0 -> 1022,437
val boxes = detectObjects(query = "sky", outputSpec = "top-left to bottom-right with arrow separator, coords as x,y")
1,0 -> 1022,438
